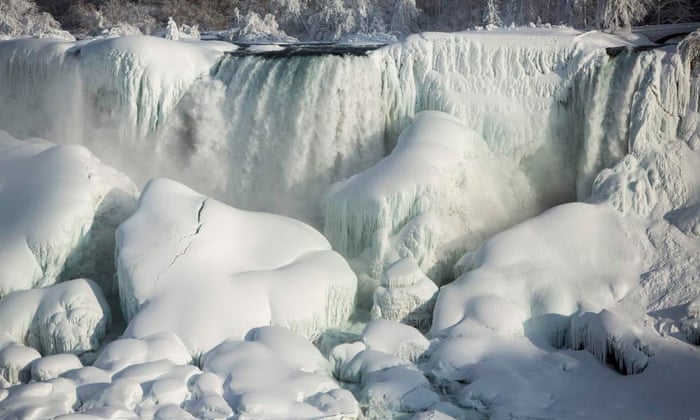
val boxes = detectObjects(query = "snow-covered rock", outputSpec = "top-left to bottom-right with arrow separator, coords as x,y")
0,131 -> 137,296
325,111 -> 538,292
432,202 -> 646,337
0,279 -> 110,356
117,178 -> 357,355
93,332 -> 191,374
569,310 -> 651,375
0,343 -> 40,384
362,320 -> 430,363
198,326 -> 359,419
31,354 -> 83,382
371,257 -> 438,330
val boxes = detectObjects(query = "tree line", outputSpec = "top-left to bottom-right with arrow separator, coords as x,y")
13,0 -> 700,40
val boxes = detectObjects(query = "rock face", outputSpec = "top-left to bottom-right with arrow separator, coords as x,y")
0,131 -> 138,297
116,178 -> 358,355
0,279 -> 110,356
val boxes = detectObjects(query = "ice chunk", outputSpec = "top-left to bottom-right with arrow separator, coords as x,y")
569,310 -> 651,375
324,111 -> 538,289
117,178 -> 357,355
0,279 -> 110,355
0,131 -> 137,296
371,258 -> 438,330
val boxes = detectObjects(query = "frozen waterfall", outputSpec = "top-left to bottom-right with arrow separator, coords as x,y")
0,31 -> 696,237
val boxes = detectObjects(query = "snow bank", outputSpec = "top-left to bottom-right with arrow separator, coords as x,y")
0,131 -> 137,296
117,178 -> 357,355
0,279 -> 110,356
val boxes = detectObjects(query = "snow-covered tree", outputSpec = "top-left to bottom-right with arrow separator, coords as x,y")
596,0 -> 649,31
483,0 -> 502,26
0,0 -> 73,40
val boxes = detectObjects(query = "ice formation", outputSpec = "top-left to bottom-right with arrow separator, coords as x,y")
0,279 -> 110,356
0,26 -> 699,420
371,257 -> 438,330
117,178 -> 357,355
0,131 -> 137,296
325,111 -> 537,292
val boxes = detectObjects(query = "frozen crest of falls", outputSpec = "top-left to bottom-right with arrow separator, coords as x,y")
0,30 -> 695,229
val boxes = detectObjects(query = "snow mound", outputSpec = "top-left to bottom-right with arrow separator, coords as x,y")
0,131 -> 138,296
0,279 -> 110,356
117,178 -> 357,355
199,326 -> 359,419
324,111 -> 537,297
432,202 -> 646,337
371,257 -> 438,330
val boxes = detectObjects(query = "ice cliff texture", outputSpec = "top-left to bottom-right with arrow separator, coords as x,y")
0,279 -> 110,356
0,131 -> 138,296
116,178 -> 357,356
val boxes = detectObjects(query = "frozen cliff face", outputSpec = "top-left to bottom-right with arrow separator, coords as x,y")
0,131 -> 137,296
0,279 -> 110,356
117,178 -> 357,355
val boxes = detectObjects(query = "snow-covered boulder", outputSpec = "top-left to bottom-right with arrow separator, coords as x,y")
0,131 -> 138,296
362,320 -> 430,364
30,354 -> 83,382
93,332 -> 191,374
0,343 -> 41,384
0,279 -> 110,356
432,203 -> 646,337
198,326 -> 359,419
117,178 -> 357,355
371,257 -> 438,330
324,111 -> 538,298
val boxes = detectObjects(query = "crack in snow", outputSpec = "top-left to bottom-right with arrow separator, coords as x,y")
155,198 -> 207,284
